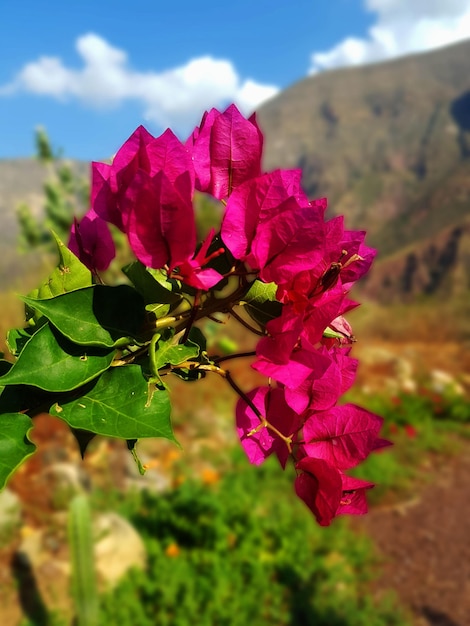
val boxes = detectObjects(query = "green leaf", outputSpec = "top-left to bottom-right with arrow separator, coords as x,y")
23,285 -> 146,348
145,302 -> 171,319
127,439 -> 146,475
6,328 -> 36,357
323,327 -> 345,339
0,382 -> 54,415
160,331 -> 207,383
241,279 -> 282,327
0,360 -> 11,376
187,327 -> 207,353
152,336 -> 200,378
0,323 -> 115,392
28,231 -> 92,301
242,279 -> 278,305
0,413 -> 36,491
123,262 -> 182,305
50,366 -> 175,442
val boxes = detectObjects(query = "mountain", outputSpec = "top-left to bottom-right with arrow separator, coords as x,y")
257,39 -> 470,302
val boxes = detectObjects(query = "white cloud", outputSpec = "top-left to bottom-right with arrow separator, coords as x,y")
309,0 -> 470,73
1,33 -> 279,132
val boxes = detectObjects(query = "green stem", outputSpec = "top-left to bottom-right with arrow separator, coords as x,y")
148,332 -> 161,378
69,495 -> 99,626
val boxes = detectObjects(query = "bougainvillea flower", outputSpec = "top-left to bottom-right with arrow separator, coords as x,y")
256,284 -> 350,365
302,404 -> 387,470
91,125 -> 155,231
172,229 -> 224,290
236,387 -> 301,467
337,475 -> 374,517
68,208 -> 115,272
92,126 -> 195,235
321,314 -> 356,349
294,456 -> 343,526
222,169 -> 307,259
222,169 -> 327,285
187,104 -> 263,200
124,169 -> 196,271
254,346 -> 342,414
317,216 -> 377,290
258,346 -> 359,414
61,104 -> 386,527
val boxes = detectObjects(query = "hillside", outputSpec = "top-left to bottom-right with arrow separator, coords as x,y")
0,159 -> 88,286
258,39 -> 470,301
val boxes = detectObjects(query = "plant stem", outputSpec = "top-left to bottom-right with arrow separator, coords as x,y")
214,351 -> 257,364
229,308 -> 265,336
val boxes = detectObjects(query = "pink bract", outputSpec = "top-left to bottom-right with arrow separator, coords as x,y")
294,457 -> 343,526
221,169 -> 326,285
188,104 -> 263,200
68,208 -> 115,272
236,387 -> 301,468
302,404 -> 386,470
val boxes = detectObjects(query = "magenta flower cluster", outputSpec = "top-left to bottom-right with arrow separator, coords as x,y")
69,104 -> 388,526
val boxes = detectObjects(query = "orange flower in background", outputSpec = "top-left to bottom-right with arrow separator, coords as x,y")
165,542 -> 180,558
201,467 -> 220,485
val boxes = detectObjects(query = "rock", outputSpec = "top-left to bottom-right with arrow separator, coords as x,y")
42,462 -> 91,510
430,369 -> 464,395
0,488 -> 22,540
94,512 -> 146,588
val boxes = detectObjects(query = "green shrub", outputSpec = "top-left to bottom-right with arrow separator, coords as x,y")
97,451 -> 410,626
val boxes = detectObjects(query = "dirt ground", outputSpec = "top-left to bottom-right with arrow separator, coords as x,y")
359,439 -> 470,626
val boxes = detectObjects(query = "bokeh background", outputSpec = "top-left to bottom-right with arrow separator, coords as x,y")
1,2 -> 469,625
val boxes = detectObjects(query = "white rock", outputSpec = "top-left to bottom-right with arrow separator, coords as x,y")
94,512 -> 146,588
0,488 -> 22,535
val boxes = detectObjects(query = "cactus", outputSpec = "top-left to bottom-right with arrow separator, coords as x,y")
68,495 -> 99,626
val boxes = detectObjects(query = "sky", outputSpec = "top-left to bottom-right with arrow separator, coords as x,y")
1,0 -> 469,160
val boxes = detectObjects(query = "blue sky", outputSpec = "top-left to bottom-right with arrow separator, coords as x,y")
1,0 -> 469,160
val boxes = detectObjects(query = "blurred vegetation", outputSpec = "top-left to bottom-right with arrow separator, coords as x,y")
18,386 -> 470,625
17,449 -> 409,626
16,128 -> 89,252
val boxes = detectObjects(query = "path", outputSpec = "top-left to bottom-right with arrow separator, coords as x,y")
360,440 -> 470,626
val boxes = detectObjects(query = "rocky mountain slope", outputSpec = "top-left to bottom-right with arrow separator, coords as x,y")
258,39 -> 470,301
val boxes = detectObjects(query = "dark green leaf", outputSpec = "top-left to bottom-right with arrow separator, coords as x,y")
0,323 -> 115,392
0,381 -> 54,415
0,360 -> 11,376
23,285 -> 146,348
0,413 -> 36,491
241,279 -> 282,327
123,261 -> 182,305
70,428 -> 96,459
6,327 -> 39,357
187,327 -> 207,353
50,366 -> 175,441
